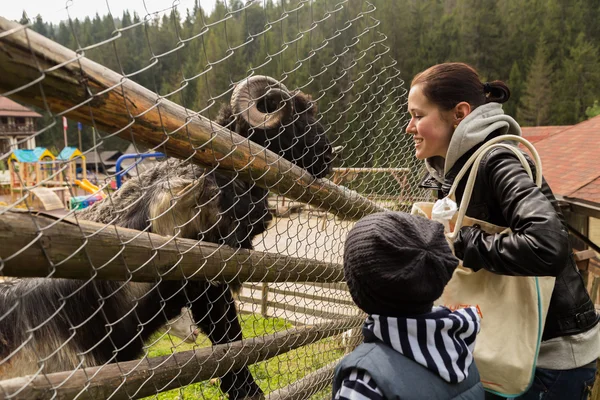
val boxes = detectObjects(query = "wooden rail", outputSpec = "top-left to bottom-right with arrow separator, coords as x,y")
574,250 -> 600,305
243,283 -> 356,307
239,283 -> 359,327
267,360 -> 339,400
0,317 -> 363,400
238,296 -> 351,321
0,209 -> 343,283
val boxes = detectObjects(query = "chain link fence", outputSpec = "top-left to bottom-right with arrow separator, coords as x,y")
0,1 -> 430,398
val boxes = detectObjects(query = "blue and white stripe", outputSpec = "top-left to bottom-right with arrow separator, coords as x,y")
368,306 -> 480,383
334,369 -> 385,400
334,307 -> 480,400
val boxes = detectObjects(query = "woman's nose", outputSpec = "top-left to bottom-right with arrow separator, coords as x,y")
406,118 -> 416,134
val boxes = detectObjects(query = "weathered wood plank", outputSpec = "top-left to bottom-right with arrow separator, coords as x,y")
0,318 -> 362,400
267,360 -> 339,400
0,209 -> 344,283
238,296 -> 353,320
0,17 -> 385,221
242,284 -> 356,307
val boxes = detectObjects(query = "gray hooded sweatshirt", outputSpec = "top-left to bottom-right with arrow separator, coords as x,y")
424,102 -> 522,183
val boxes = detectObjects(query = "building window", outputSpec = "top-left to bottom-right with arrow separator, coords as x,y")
0,117 -> 7,125
15,117 -> 25,125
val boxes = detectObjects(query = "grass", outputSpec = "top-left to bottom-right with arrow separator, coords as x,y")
141,314 -> 345,399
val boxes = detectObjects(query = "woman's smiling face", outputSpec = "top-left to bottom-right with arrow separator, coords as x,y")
406,84 -> 455,160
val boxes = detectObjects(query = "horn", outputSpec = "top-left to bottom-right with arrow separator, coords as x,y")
231,76 -> 292,129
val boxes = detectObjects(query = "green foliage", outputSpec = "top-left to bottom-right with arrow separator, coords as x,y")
553,33 -> 600,124
586,100 -> 600,119
518,36 -> 553,126
504,61 -> 523,119
16,0 -> 600,152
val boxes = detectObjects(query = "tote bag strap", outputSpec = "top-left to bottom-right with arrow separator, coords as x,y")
446,135 -> 543,242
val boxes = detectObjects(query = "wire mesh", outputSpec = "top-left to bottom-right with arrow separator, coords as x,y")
0,1 -> 430,399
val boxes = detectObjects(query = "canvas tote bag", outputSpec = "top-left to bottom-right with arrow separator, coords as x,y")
411,135 -> 555,397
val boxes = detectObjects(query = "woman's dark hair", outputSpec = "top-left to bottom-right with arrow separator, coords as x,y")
411,62 -> 511,111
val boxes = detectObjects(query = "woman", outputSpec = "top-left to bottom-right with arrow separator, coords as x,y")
406,62 -> 599,399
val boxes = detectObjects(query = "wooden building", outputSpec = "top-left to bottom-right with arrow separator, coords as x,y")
0,96 -> 42,155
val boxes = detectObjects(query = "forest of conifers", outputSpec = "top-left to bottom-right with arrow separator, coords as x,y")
9,0 -> 600,155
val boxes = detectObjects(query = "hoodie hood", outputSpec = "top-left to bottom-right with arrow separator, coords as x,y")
364,306 -> 481,383
425,102 -> 522,183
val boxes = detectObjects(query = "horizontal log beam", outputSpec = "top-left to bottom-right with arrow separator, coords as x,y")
0,318 -> 363,400
332,168 -> 410,173
267,360 -> 339,400
0,209 -> 344,283
0,17 -> 385,221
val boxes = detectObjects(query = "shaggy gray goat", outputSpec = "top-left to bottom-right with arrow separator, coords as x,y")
0,76 -> 334,400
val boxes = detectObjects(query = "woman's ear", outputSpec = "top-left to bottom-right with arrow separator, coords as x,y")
454,101 -> 472,123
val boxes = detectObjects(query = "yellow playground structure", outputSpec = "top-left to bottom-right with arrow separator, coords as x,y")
6,146 -> 100,210
8,147 -> 56,190
56,147 -> 87,183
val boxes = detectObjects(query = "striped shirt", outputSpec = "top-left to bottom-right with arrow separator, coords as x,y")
334,307 -> 481,400
334,369 -> 384,400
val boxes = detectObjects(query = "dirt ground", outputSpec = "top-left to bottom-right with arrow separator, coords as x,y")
241,212 -> 360,325
253,211 -> 355,264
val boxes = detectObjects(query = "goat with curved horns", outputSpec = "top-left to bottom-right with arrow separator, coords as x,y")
0,76 -> 335,400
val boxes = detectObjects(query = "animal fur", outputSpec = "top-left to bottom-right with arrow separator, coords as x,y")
0,91 -> 332,400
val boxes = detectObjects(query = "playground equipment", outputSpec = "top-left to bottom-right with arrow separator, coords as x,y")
114,152 -> 165,188
69,193 -> 104,210
70,178 -> 105,209
7,147 -> 95,209
56,147 -> 86,182
8,147 -> 55,190
75,178 -> 101,194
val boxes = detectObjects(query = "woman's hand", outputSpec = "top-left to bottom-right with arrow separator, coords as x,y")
454,225 -> 482,271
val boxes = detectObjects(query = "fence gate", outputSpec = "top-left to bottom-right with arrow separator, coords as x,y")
0,1 -> 429,399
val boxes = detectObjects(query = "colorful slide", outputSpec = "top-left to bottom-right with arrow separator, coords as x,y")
72,179 -> 105,210
75,179 -> 102,195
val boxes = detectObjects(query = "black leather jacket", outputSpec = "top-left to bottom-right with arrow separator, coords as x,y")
420,136 -> 599,341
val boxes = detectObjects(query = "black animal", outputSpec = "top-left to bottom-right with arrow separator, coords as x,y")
0,76 -> 333,399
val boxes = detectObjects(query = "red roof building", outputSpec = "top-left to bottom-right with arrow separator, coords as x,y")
531,115 -> 600,203
530,115 -> 600,263
521,125 -> 572,143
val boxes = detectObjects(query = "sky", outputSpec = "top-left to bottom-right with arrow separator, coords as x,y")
3,0 -> 218,25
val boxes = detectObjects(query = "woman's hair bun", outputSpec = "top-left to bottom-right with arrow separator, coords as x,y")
484,80 -> 511,104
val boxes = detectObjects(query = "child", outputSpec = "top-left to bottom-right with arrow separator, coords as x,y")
332,212 -> 484,400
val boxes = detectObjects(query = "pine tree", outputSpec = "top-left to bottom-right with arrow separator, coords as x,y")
19,11 -> 29,25
453,0 -> 504,77
32,15 -> 49,37
517,37 -> 553,126
505,61 -> 523,119
553,33 -> 600,124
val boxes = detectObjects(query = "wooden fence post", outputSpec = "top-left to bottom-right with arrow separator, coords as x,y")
261,283 -> 270,318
